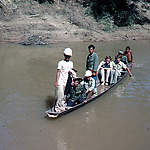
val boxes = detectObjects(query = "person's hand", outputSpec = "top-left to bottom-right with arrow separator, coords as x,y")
130,73 -> 132,77
55,82 -> 58,87
84,100 -> 87,103
92,72 -> 96,76
86,90 -> 89,94
68,71 -> 72,75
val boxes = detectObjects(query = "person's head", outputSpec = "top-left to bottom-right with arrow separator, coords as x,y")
118,50 -> 124,55
84,70 -> 92,81
105,56 -> 111,63
125,46 -> 130,52
73,77 -> 82,87
115,56 -> 121,63
88,44 -> 95,54
73,79 -> 79,87
64,48 -> 72,61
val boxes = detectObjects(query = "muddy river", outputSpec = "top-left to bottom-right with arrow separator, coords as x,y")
0,40 -> 150,150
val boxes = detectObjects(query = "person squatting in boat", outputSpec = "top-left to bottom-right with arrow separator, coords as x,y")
80,70 -> 95,99
66,77 -> 87,107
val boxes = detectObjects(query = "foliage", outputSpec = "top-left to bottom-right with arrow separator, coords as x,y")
29,0 -> 33,5
86,0 -> 149,27
35,0 -> 54,4
31,0 -> 149,27
13,0 -> 18,4
98,13 -> 118,31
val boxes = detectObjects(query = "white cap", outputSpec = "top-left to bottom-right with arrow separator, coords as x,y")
64,48 -> 72,56
85,70 -> 92,77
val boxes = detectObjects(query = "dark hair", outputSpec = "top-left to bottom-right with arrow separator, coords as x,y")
88,44 -> 95,50
105,56 -> 112,60
115,55 -> 121,59
125,46 -> 130,50
73,77 -> 83,83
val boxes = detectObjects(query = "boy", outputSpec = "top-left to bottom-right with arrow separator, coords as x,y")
66,77 -> 86,107
81,70 -> 95,100
124,46 -> 134,65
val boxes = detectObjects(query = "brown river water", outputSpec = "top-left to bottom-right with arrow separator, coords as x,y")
0,40 -> 150,150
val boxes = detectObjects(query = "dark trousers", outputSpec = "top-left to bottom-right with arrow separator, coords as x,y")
67,97 -> 84,107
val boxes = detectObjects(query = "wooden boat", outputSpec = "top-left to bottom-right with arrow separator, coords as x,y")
46,65 -> 132,118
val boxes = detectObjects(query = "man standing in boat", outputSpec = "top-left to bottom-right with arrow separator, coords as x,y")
86,44 -> 99,94
54,48 -> 74,112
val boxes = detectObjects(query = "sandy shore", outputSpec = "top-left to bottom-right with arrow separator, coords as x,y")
0,1 -> 150,45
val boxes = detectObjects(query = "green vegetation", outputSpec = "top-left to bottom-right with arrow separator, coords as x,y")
20,0 -> 25,3
86,0 -> 135,26
29,0 -> 34,5
33,0 -> 149,27
35,0 -> 54,4
86,0 -> 150,27
13,0 -> 18,4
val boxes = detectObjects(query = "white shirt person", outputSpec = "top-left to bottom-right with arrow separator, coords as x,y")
97,56 -> 113,85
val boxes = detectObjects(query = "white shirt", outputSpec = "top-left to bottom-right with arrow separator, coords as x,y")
113,61 -> 127,73
57,60 -> 73,86
97,60 -> 113,72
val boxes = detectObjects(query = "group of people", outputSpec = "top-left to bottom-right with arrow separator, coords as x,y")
53,45 -> 133,112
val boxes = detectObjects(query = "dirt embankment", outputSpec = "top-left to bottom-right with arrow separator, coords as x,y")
0,0 -> 150,45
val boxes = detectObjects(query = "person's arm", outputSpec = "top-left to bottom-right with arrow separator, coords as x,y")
97,61 -> 104,73
54,69 -> 61,87
124,56 -> 129,68
93,53 -> 99,75
86,55 -> 89,71
126,67 -> 132,77
107,61 -> 113,70
130,50 -> 134,65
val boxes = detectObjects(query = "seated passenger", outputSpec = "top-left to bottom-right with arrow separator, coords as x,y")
97,56 -> 113,85
81,70 -> 95,100
66,77 -> 86,107
117,50 -> 129,67
110,56 -> 132,84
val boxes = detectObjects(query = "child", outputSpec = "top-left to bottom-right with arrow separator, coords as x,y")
66,77 -> 86,107
81,70 -> 95,99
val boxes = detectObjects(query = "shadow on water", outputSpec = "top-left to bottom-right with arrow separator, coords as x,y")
45,95 -> 57,109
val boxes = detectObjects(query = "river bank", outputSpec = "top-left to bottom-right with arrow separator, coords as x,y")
0,1 -> 150,45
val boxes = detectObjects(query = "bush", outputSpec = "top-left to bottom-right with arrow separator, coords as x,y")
86,0 -> 149,27
35,0 -> 54,4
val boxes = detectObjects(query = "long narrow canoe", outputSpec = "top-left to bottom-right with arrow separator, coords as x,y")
46,65 -> 132,118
